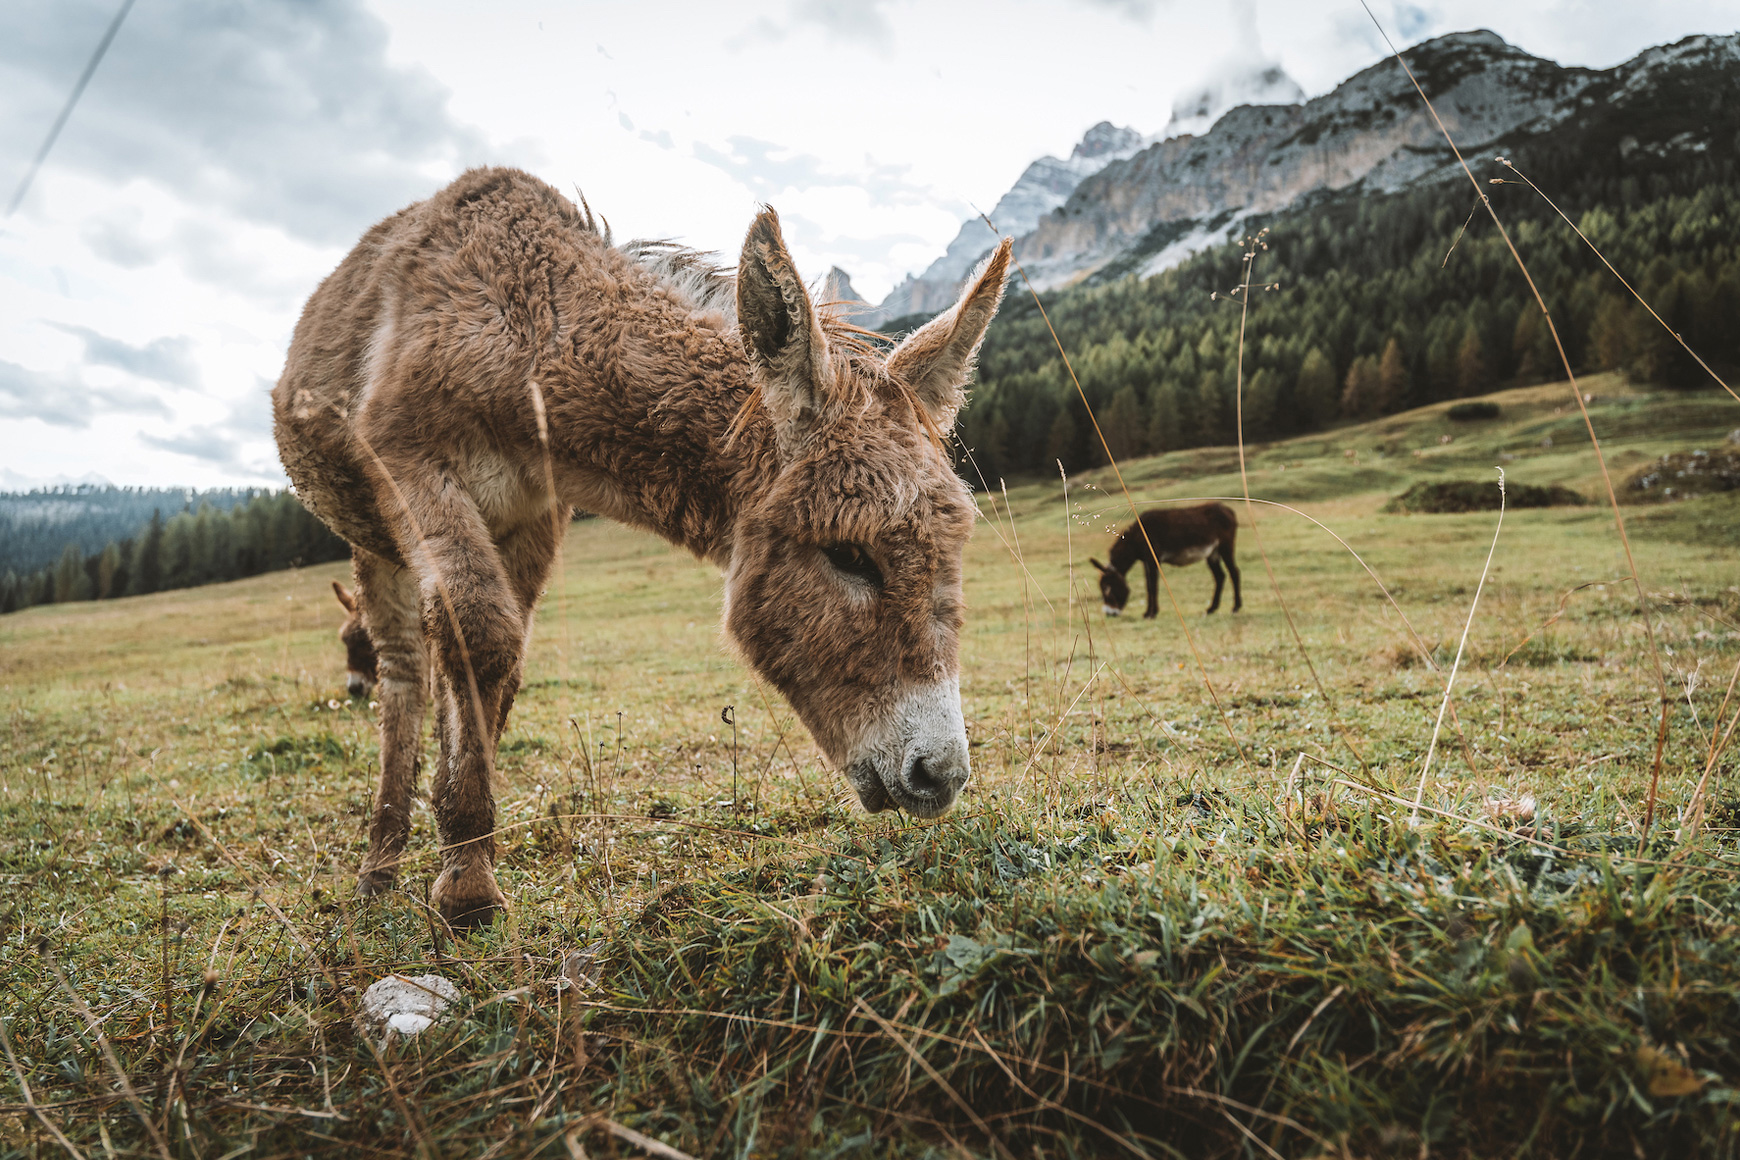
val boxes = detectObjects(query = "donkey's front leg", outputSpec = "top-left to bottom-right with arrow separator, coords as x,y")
353,551 -> 427,896
407,492 -> 523,930
1141,558 -> 1161,619
429,663 -> 514,929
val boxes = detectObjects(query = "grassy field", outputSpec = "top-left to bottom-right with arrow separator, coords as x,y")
3,376 -> 1739,1158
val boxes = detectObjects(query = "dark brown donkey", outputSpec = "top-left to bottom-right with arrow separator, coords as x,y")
1090,503 -> 1242,618
331,577 -> 378,700
274,167 -> 1012,927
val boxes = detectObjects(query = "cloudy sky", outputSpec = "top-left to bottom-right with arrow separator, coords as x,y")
0,0 -> 1733,489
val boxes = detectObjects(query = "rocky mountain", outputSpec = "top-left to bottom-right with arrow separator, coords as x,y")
861,29 -> 1740,324
855,122 -> 1143,325
819,266 -> 866,309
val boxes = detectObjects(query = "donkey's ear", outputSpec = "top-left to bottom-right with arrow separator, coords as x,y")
1089,558 -> 1109,576
332,580 -> 357,613
886,237 -> 1013,428
737,207 -> 833,457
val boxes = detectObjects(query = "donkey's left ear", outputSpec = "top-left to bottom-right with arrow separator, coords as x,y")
886,237 -> 1013,428
737,207 -> 834,458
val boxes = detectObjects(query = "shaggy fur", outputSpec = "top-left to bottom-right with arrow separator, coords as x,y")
1091,503 -> 1242,618
274,167 -> 1011,928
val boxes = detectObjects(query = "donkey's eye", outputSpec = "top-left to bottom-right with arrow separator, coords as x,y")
821,543 -> 883,587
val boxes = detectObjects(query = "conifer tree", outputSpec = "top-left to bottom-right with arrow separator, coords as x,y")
1376,338 -> 1409,414
1103,387 -> 1146,462
1295,347 -> 1337,428
96,542 -> 121,599
53,544 -> 90,603
128,511 -> 164,596
1456,324 -> 1487,397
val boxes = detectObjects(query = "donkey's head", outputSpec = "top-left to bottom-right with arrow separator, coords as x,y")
1090,558 -> 1130,617
724,210 -> 1011,818
332,580 -> 378,700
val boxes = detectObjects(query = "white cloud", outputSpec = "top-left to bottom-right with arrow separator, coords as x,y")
0,0 -> 483,245
0,359 -> 174,428
50,324 -> 200,388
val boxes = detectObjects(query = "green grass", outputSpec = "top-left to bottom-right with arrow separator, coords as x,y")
2,379 -> 1739,1158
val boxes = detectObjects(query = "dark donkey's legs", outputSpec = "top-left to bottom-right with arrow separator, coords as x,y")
353,548 -> 428,895
1223,538 -> 1242,612
1206,556 -> 1227,614
1140,556 -> 1160,619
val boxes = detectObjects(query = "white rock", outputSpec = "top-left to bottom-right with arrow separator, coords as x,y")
357,974 -> 461,1040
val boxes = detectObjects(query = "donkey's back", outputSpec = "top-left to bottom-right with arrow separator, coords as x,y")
273,168 -> 612,563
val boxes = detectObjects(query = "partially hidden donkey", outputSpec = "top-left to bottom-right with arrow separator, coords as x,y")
331,577 -> 377,701
1091,503 -> 1242,618
274,167 -> 1012,928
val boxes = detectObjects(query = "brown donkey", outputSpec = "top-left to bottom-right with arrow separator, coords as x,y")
1090,503 -> 1242,618
274,167 -> 1012,927
331,577 -> 379,700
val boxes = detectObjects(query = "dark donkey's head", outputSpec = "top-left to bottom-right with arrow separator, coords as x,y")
723,211 -> 1012,819
332,581 -> 378,700
1089,558 -> 1131,616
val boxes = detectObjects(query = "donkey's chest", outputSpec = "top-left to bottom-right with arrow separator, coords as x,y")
460,454 -> 549,537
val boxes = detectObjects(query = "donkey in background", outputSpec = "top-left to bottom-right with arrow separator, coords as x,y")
275,167 -> 1011,928
1091,502 -> 1242,618
331,578 -> 378,701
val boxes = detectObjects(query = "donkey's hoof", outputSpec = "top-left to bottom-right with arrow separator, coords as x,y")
431,865 -> 507,933
440,897 -> 502,931
356,869 -> 397,898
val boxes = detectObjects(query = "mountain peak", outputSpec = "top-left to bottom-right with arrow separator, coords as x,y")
1415,28 -> 1513,52
820,266 -> 866,308
1165,59 -> 1305,139
1073,122 -> 1144,162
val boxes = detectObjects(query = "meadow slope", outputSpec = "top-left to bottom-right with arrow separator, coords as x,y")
2,377 -> 1739,1158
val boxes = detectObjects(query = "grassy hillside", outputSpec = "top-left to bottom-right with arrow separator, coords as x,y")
2,379 -> 1738,1157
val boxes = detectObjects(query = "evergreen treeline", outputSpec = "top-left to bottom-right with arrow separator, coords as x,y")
946,167 -> 1740,482
0,491 -> 348,615
0,485 -> 267,575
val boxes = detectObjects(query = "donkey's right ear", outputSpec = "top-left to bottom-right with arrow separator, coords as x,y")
737,207 -> 834,458
332,580 -> 357,613
1089,558 -> 1110,576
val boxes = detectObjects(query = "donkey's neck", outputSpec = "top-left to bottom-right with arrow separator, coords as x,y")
541,311 -> 772,566
1108,526 -> 1146,574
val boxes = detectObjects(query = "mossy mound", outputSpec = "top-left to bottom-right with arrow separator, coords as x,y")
1446,401 -> 1500,421
1622,445 -> 1740,502
1384,479 -> 1586,513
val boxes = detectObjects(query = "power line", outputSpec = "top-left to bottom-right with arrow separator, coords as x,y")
5,0 -> 137,218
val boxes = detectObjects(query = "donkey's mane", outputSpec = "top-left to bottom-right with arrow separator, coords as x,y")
621,238 -> 934,437
620,239 -> 738,320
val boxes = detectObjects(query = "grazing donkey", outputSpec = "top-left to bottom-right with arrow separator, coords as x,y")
274,167 -> 1011,927
1090,503 -> 1242,618
331,577 -> 379,700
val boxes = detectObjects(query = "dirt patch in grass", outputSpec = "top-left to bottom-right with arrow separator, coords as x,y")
1383,479 -> 1586,513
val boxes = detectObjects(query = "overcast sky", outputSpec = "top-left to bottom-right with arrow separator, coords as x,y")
0,0 -> 1733,490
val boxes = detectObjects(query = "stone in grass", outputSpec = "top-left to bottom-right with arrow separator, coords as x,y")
357,974 -> 461,1039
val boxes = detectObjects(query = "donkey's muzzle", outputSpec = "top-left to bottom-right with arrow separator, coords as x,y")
347,671 -> 375,700
882,730 -> 968,817
1102,604 -> 1123,617
847,678 -> 971,817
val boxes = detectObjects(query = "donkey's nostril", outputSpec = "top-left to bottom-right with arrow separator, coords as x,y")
906,755 -> 946,798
